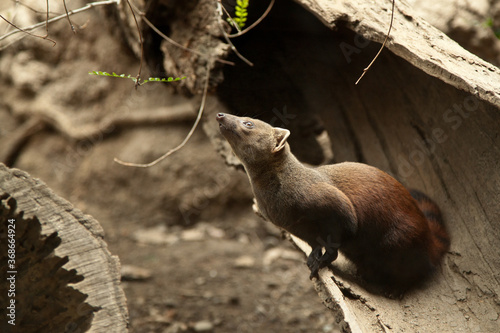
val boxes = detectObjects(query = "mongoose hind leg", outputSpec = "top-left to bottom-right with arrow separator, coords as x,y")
307,237 -> 339,279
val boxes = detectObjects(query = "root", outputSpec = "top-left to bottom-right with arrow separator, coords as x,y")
2,102 -> 195,165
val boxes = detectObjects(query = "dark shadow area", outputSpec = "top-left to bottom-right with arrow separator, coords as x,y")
0,194 -> 96,333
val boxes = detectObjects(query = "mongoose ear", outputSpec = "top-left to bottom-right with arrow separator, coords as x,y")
272,127 -> 290,153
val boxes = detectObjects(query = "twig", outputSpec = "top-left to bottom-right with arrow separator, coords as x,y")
229,0 -> 275,38
0,9 -> 56,46
63,0 -> 76,33
216,2 -> 253,66
124,0 -> 144,89
113,64 -> 211,167
0,0 -> 119,42
10,0 -> 61,16
217,0 -> 242,33
135,7 -> 234,66
44,0 -> 50,37
355,0 -> 395,85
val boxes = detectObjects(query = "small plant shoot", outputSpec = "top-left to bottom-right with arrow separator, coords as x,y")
227,0 -> 249,29
89,71 -> 186,85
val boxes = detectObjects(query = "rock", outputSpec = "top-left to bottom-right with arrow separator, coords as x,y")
120,265 -> 153,281
180,227 -> 205,241
164,322 -> 188,333
193,320 -> 214,332
132,224 -> 179,245
263,247 -> 304,267
205,225 -> 226,239
233,255 -> 256,268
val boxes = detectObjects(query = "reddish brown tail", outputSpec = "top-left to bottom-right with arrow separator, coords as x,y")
410,190 -> 450,265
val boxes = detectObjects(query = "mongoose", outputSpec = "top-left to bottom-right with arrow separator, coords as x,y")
216,113 -> 450,288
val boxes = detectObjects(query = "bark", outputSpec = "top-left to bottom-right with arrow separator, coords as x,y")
0,164 -> 128,332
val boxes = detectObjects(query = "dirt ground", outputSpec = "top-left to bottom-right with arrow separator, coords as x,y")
0,2 -> 338,332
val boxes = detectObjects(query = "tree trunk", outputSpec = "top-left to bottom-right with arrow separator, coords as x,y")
0,164 -> 128,332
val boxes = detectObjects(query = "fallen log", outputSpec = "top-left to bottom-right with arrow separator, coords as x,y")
0,164 -> 128,332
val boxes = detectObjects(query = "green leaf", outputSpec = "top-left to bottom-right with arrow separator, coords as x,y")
89,71 -> 186,85
238,0 -> 249,7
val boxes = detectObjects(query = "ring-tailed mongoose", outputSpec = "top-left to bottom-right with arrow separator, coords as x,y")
216,113 -> 450,288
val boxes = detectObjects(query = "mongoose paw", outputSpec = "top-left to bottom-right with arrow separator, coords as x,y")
307,246 -> 323,279
307,244 -> 339,279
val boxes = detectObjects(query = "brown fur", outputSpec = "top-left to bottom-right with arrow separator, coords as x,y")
216,113 -> 450,288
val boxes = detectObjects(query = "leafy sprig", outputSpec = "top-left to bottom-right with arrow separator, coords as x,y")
227,0 -> 249,29
89,71 -> 186,85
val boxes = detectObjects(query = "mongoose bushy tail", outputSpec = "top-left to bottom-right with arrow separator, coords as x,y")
410,189 -> 450,266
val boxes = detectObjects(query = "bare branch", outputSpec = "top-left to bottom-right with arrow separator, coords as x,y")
63,0 -> 76,33
10,0 -> 60,16
229,0 -> 275,38
355,0 -> 395,85
124,0 -> 145,89
44,0 -> 49,37
114,64 -> 212,168
132,4 -> 235,66
0,0 -> 119,42
216,2 -> 253,66
217,0 -> 242,33
0,12 -> 56,46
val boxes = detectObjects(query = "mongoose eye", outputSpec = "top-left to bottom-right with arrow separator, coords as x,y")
242,121 -> 254,129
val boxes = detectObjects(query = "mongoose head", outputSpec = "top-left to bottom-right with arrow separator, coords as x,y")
216,113 -> 290,167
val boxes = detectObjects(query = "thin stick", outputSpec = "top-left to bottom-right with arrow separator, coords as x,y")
217,0 -> 242,33
355,0 -> 395,85
124,0 -> 144,89
113,64 -> 211,167
0,13 -> 56,45
10,0 -> 61,16
229,0 -> 275,38
0,0 -> 118,42
63,0 -> 76,33
44,0 -> 49,37
216,2 -> 253,66
135,7 -> 234,66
